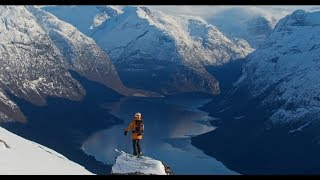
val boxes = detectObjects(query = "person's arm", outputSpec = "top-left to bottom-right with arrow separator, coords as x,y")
126,121 -> 134,132
124,121 -> 134,136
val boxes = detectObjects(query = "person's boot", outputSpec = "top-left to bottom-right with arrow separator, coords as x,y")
137,152 -> 143,157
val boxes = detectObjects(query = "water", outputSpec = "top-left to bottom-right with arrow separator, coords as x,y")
82,94 -> 238,175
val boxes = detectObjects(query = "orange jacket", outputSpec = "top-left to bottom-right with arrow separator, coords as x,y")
125,118 -> 144,140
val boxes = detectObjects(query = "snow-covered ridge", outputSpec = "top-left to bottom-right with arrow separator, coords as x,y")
0,127 -> 93,175
90,6 -> 123,29
91,6 -> 252,94
90,6 -> 253,66
275,9 -> 320,28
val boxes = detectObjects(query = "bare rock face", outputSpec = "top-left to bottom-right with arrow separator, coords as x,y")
163,163 -> 174,175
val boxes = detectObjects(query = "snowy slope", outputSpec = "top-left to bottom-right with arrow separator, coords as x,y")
0,127 -> 93,175
44,6 -> 253,95
111,150 -> 171,175
236,9 -> 320,128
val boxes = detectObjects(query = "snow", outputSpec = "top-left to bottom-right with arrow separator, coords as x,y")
0,91 -> 17,109
111,151 -> 167,175
0,127 -> 93,175
22,77 -> 45,92
234,116 -> 245,120
288,122 -> 312,133
90,6 -> 123,29
218,106 -> 230,113
0,113 -> 8,120
275,9 -> 320,28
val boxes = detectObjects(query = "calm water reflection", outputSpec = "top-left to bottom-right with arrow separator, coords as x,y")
82,95 -> 238,175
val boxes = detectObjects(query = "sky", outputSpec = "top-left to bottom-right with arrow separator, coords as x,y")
38,5 -> 320,21
146,5 -> 320,21
37,5 -> 320,27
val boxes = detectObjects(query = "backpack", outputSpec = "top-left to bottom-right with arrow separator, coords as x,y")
135,120 -> 144,136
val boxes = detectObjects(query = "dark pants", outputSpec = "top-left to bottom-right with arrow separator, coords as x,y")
132,139 -> 141,155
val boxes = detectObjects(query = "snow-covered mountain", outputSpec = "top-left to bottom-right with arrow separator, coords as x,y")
27,7 -> 129,95
208,7 -> 279,48
0,6 -> 85,122
192,9 -> 320,174
0,127 -> 93,175
0,6 -> 143,122
44,6 -> 253,95
237,9 -> 320,129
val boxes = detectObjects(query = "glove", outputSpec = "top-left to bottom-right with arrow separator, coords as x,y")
124,131 -> 127,136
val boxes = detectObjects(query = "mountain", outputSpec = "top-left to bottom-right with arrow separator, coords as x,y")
235,9 -> 320,129
0,6 -> 147,122
208,7 -> 278,48
0,127 -> 93,175
27,7 -> 131,95
192,9 -> 320,174
0,6 -> 84,122
43,5 -> 253,95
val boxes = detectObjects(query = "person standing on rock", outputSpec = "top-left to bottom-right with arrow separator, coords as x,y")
124,112 -> 144,156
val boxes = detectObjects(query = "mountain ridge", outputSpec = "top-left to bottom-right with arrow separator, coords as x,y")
44,5 -> 253,95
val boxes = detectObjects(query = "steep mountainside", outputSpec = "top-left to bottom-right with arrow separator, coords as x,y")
192,10 -> 320,175
236,9 -> 320,128
0,6 -> 84,122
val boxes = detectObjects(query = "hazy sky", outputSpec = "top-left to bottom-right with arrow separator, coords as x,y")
146,5 -> 320,20
38,5 -> 320,23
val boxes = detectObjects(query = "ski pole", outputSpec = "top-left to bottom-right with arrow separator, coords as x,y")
125,135 -> 128,161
